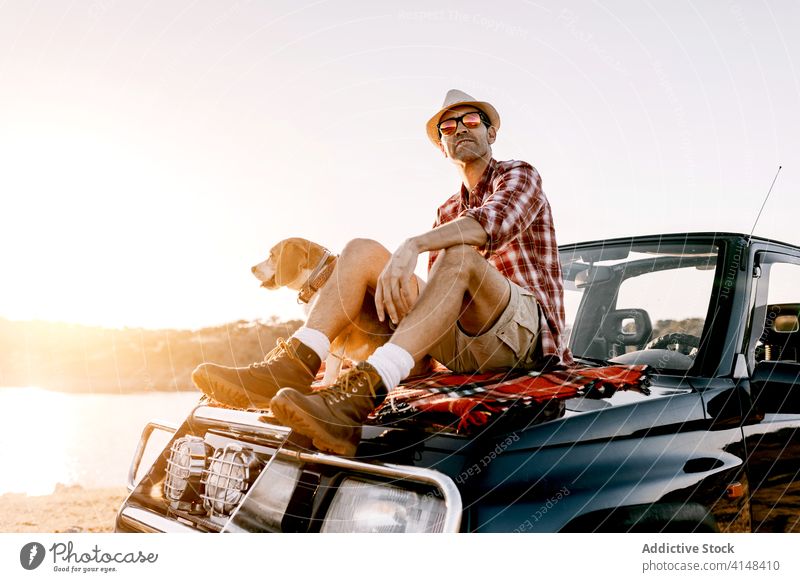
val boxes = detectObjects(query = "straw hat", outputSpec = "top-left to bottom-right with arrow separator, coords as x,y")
425,89 -> 501,146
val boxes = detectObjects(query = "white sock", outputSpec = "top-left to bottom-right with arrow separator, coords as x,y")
367,343 -> 415,390
292,326 -> 330,362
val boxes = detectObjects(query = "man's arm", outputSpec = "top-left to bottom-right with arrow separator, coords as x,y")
374,216 -> 488,324
376,162 -> 544,324
408,215 -> 487,253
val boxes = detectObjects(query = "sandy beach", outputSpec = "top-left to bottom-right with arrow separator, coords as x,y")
0,484 -> 128,533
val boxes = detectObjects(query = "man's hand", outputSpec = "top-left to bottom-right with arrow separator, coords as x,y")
375,239 -> 420,325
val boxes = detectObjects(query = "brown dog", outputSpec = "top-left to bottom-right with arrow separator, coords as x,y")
252,238 -> 431,384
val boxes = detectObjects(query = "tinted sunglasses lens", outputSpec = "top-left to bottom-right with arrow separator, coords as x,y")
462,112 -> 482,128
438,119 -> 458,135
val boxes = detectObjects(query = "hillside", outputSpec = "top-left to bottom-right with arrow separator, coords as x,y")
0,317 -> 303,393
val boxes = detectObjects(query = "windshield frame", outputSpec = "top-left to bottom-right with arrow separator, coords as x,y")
558,235 -> 730,376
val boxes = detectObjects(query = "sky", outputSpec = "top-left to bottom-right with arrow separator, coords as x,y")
0,0 -> 798,330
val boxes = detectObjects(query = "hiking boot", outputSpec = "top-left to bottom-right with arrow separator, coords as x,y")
192,338 -> 321,409
270,362 -> 387,456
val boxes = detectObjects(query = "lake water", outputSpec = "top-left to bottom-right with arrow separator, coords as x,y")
0,387 -> 201,495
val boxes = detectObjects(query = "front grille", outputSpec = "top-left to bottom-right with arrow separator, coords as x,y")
124,408 -> 462,532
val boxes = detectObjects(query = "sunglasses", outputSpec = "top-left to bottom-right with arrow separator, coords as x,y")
437,111 -> 489,137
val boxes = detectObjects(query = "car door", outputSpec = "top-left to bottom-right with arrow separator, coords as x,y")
740,251 -> 800,532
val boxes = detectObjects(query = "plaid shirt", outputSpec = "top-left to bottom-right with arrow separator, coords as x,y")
428,159 -> 574,366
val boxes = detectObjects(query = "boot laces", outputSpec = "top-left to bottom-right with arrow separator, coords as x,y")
252,337 -> 297,369
319,367 -> 378,405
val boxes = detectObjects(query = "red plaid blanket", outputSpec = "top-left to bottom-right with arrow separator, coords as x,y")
367,365 -> 650,434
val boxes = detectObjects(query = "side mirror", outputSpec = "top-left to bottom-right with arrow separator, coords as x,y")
750,361 -> 800,414
603,308 -> 653,347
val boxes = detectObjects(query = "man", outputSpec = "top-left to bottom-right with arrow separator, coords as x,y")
193,89 -> 572,456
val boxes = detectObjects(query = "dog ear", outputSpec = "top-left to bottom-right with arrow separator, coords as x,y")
297,239 -> 311,270
273,239 -> 305,286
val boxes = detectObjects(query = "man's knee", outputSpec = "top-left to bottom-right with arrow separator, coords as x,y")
341,238 -> 389,259
431,244 -> 483,279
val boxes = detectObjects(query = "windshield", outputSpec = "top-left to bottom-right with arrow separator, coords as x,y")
559,241 -> 719,371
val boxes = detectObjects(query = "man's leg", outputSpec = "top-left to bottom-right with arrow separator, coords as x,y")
304,238 -> 422,342
270,244 -> 512,455
193,238 -> 422,408
388,244 -> 511,360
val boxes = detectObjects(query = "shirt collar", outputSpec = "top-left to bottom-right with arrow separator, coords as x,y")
460,158 -> 497,205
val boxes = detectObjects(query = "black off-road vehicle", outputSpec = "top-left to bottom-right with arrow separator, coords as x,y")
116,232 -> 800,533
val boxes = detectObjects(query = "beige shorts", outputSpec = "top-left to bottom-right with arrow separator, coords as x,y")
427,280 -> 541,373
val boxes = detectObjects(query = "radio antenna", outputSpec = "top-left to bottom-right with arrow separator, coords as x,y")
747,165 -> 782,245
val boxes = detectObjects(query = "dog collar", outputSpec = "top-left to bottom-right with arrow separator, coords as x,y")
298,250 -> 338,304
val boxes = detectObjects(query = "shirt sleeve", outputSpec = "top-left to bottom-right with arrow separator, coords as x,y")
460,162 -> 546,254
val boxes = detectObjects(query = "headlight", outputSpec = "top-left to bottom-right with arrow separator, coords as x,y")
202,444 -> 261,517
321,478 -> 447,533
164,436 -> 211,514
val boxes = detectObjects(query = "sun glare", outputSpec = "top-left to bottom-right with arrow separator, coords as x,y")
0,128 -> 194,328
0,388 -> 72,495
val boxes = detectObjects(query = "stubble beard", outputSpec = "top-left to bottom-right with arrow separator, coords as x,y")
449,138 -> 487,164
